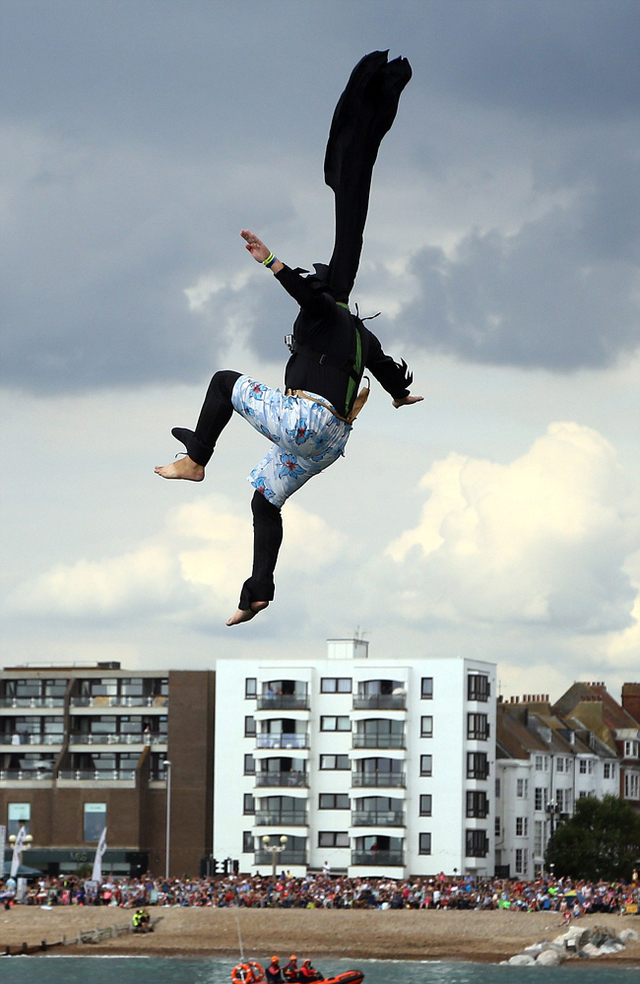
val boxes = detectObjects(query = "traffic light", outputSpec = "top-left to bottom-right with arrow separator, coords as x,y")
233,859 -> 240,875
222,858 -> 229,875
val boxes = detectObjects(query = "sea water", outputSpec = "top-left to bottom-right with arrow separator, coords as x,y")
3,956 -> 637,984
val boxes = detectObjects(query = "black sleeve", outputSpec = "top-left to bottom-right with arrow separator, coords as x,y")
274,264 -> 334,317
365,329 -> 413,400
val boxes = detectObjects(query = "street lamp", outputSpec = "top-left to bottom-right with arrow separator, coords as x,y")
163,759 -> 172,880
546,801 -> 561,838
262,834 -> 287,879
8,832 -> 33,879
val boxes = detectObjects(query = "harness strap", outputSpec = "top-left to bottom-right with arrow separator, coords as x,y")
285,384 -> 370,425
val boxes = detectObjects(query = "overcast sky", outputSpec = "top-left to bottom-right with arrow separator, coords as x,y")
1,0 -> 639,702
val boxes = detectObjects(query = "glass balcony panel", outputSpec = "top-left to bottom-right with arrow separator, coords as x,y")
352,772 -> 406,788
352,694 -> 406,710
351,810 -> 405,826
255,771 -> 308,788
352,733 -> 405,749
256,695 -> 309,711
253,850 -> 307,866
0,768 -> 54,780
256,734 -> 308,750
255,810 -> 308,826
351,850 -> 404,866
58,769 -> 136,781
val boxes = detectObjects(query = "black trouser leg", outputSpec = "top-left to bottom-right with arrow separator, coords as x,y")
172,370 -> 241,466
239,491 -> 284,609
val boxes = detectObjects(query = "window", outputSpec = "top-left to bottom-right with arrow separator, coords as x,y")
535,755 -> 543,771
604,762 -> 616,780
419,832 -> 432,855
320,754 -> 350,770
320,716 -> 351,732
555,788 -> 565,811
318,831 -> 349,848
419,794 -> 432,816
534,820 -> 544,856
624,772 -> 640,799
321,678 -> 352,694
319,793 -> 350,810
467,674 -> 490,702
495,777 -> 501,798
515,816 -> 528,837
466,752 -> 489,780
7,802 -> 30,837
83,802 -> 106,842
466,790 -> 489,818
420,754 -> 433,777
515,848 -> 528,875
624,740 -> 639,759
467,712 -> 490,740
244,716 -> 256,737
245,678 -> 257,699
243,794 -> 255,815
534,787 -> 548,811
244,754 -> 255,775
420,716 -> 433,738
465,829 -> 489,858
579,759 -> 594,774
494,816 -> 501,838
421,677 -> 433,700
516,778 -> 529,798
556,758 -> 565,773
242,831 -> 254,853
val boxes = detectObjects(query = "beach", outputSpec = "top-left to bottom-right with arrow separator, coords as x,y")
1,906 -> 639,964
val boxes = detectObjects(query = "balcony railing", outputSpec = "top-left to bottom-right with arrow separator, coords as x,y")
351,850 -> 404,867
255,771 -> 308,788
256,734 -> 308,750
351,810 -> 405,827
352,733 -> 405,749
68,732 -> 165,746
254,850 -> 307,867
352,772 -> 406,788
256,695 -> 309,711
0,768 -> 54,780
353,695 -> 406,711
58,769 -> 136,781
0,733 -> 63,746
69,695 -> 168,708
255,810 -> 308,826
0,697 -> 64,708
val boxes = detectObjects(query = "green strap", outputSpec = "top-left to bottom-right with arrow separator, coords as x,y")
345,325 -> 362,415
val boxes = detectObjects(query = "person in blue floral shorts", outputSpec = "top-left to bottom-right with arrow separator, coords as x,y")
155,231 -> 422,624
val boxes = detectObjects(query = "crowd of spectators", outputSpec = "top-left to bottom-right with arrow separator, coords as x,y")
1,871 -> 639,914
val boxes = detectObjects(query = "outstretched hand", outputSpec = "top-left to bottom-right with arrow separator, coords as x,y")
393,395 -> 424,409
241,229 -> 270,263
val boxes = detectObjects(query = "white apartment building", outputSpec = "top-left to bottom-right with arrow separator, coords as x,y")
496,698 -> 619,879
213,639 -> 497,878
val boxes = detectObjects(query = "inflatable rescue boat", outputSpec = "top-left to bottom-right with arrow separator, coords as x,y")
231,963 -> 364,984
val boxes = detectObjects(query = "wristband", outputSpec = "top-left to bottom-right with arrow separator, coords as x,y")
263,253 -> 278,268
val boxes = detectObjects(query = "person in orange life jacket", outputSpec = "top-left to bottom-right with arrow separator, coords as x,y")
266,955 -> 283,983
298,958 -> 323,982
283,955 -> 298,981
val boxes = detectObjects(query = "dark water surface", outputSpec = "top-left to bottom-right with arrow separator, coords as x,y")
4,956 -> 637,984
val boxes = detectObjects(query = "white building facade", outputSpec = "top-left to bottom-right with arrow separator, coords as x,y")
213,640 -> 497,878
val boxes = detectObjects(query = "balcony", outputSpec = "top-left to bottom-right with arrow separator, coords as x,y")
0,768 -> 54,781
256,695 -> 309,711
255,771 -> 308,788
58,769 -> 136,781
351,810 -> 405,827
0,697 -> 64,709
0,733 -> 62,746
69,695 -> 168,708
352,733 -> 405,750
254,850 -> 307,867
353,694 -> 406,711
352,772 -> 405,788
68,732 -> 166,746
256,734 -> 308,750
351,850 -> 404,867
255,810 -> 308,826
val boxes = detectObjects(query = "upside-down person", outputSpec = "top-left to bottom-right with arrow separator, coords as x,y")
155,52 -> 421,625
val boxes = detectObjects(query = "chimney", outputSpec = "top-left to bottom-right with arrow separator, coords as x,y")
621,683 -> 640,726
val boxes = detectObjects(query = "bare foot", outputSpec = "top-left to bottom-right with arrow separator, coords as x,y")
226,601 -> 269,626
154,456 -> 205,481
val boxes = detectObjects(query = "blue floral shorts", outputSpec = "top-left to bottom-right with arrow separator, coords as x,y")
231,375 -> 351,509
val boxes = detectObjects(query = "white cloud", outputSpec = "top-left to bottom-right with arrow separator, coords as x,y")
386,421 -> 640,633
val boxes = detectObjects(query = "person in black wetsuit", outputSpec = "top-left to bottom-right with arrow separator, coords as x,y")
154,52 -> 421,624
